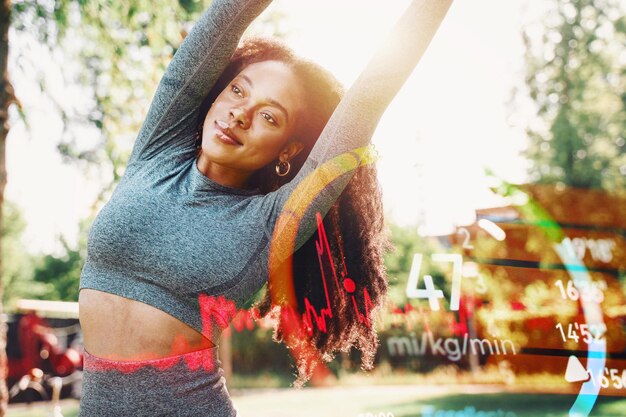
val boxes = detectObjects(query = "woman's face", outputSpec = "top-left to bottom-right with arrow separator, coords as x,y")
200,60 -> 306,176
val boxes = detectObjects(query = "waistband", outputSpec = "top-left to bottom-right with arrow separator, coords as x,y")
82,345 -> 220,374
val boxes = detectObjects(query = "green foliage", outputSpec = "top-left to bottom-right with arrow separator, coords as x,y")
231,327 -> 294,377
12,0 -> 217,209
1,201 -> 45,307
522,0 -> 626,191
30,246 -> 81,301
2,201 -> 91,305
30,216 -> 91,302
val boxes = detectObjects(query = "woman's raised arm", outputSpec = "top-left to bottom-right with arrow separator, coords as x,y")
306,0 -> 454,172
129,0 -> 273,164
264,0 -> 454,256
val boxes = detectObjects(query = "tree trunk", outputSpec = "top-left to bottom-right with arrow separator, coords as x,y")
0,0 -> 13,414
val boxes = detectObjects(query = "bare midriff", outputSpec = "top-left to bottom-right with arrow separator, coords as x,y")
78,288 -> 215,361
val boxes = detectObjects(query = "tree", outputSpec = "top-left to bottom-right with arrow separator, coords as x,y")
521,0 -> 626,192
1,0 -> 21,411
11,0 -> 216,205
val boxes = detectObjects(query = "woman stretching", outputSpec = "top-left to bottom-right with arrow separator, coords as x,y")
77,0 -> 453,415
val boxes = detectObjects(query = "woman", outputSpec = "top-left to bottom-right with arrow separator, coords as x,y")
77,0 -> 452,416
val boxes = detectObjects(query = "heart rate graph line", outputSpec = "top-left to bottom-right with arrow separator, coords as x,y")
301,212 -> 374,335
331,212 -> 375,329
350,284 -> 374,328
301,213 -> 336,334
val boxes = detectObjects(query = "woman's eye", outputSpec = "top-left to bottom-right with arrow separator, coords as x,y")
261,112 -> 276,125
231,85 -> 243,97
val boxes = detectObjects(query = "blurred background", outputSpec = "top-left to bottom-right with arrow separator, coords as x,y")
1,0 -> 625,416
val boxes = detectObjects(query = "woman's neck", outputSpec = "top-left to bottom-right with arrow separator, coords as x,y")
195,151 -> 251,190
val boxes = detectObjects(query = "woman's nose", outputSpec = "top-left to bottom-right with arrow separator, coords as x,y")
229,107 -> 250,129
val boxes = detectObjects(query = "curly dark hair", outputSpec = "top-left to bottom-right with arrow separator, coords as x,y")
194,37 -> 392,385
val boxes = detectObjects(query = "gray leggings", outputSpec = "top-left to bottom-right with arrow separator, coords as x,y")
79,346 -> 238,416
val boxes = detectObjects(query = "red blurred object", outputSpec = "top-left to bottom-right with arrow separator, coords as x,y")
8,311 -> 83,383
510,301 -> 526,311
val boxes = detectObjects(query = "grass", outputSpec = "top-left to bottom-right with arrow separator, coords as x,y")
232,387 -> 626,417
8,388 -> 626,417
6,400 -> 79,417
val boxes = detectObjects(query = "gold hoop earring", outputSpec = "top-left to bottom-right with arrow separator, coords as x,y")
275,160 -> 291,177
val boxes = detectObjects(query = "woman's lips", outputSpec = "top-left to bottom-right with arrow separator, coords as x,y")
214,121 -> 242,146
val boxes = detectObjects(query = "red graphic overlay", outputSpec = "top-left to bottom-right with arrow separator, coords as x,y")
301,212 -> 374,335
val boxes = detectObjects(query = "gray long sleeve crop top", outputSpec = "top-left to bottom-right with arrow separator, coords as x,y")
78,0 -> 449,345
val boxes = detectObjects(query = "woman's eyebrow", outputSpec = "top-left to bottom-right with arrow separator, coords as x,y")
265,98 -> 289,123
239,74 -> 289,123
